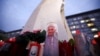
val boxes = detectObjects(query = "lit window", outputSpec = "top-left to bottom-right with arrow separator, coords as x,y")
80,20 -> 85,23
87,23 -> 94,27
71,30 -> 76,34
73,26 -> 76,29
81,25 -> 85,28
74,21 -> 78,24
91,28 -> 98,32
90,18 -> 95,21
77,17 -> 82,20
94,34 -> 99,38
73,18 -> 77,21
70,26 -> 76,29
71,22 -> 74,25
85,19 -> 90,22
70,26 -> 73,29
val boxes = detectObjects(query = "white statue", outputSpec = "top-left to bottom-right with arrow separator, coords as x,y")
21,0 -> 73,56
21,0 -> 73,41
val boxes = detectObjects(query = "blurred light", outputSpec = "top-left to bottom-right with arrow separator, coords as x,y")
73,26 -> 76,29
90,18 -> 95,21
91,28 -> 98,32
85,19 -> 90,22
71,30 -> 76,34
76,30 -> 81,35
87,23 -> 94,27
70,26 -> 76,29
80,20 -> 85,23
98,32 -> 100,37
92,39 -> 97,44
0,40 -> 3,42
94,34 -> 99,38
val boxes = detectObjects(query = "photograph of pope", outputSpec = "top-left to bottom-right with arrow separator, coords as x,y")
43,23 -> 59,56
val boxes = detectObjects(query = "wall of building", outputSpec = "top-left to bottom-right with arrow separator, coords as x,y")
0,0 -> 100,32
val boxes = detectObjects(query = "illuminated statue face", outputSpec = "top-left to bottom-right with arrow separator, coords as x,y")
47,25 -> 55,36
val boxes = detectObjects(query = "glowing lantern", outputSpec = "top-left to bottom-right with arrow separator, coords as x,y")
76,30 -> 81,35
9,37 -> 16,43
0,40 -> 4,47
98,32 -> 100,37
92,39 -> 97,45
